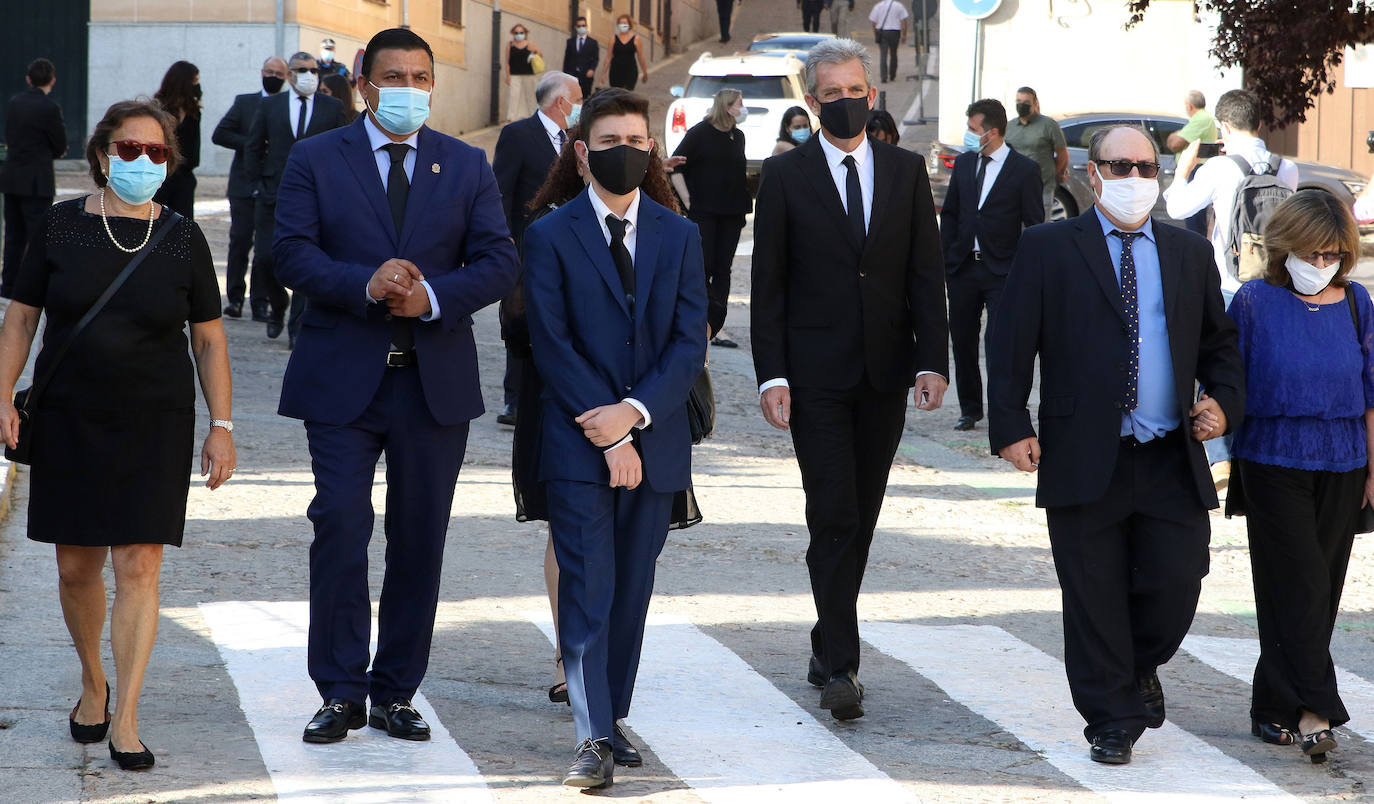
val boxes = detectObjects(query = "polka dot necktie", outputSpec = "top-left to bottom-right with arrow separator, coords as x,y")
1112,230 -> 1144,411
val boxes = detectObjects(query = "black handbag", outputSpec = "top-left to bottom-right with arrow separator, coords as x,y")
687,365 -> 715,445
6,210 -> 181,464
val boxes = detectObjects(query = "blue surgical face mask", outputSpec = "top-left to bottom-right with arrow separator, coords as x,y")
566,100 -> 582,130
106,154 -> 166,205
792,127 -> 811,144
368,82 -> 431,135
963,129 -> 984,151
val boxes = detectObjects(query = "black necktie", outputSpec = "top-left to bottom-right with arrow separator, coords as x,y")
842,154 -> 864,246
1113,229 -> 1144,411
296,96 -> 307,139
973,154 -> 992,206
385,143 -> 414,350
605,214 -> 635,316
557,129 -> 567,153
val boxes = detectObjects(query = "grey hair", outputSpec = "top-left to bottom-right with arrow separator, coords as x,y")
288,51 -> 315,65
803,38 -> 872,96
1185,89 -> 1206,110
1087,124 -> 1158,163
535,71 -> 578,108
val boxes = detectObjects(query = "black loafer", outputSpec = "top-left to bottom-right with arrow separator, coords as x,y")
1251,719 -> 1295,746
223,301 -> 243,318
1137,672 -> 1165,728
807,654 -> 826,688
369,698 -> 431,741
70,681 -> 111,744
954,415 -> 980,431
563,737 -> 614,788
266,319 -> 284,339
109,739 -> 155,771
302,698 -> 365,743
612,721 -> 642,767
819,670 -> 864,720
1090,729 -> 1133,764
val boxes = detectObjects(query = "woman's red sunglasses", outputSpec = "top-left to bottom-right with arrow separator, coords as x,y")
109,139 -> 170,165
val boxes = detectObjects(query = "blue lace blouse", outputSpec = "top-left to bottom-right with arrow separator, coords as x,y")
1230,279 -> 1374,472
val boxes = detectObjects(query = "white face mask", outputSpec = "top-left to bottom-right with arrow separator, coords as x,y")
293,71 -> 319,96
320,49 -> 334,64
1285,252 -> 1339,296
729,105 -> 748,123
576,26 -> 588,35
617,23 -> 630,33
514,32 -> 527,41
1091,164 -> 1158,223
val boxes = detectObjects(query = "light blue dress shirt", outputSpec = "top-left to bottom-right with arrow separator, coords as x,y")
1094,208 -> 1179,440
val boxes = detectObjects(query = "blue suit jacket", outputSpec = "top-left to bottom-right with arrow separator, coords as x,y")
523,189 -> 708,493
273,115 -> 519,426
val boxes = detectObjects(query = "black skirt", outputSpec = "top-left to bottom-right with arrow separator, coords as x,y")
27,407 -> 195,547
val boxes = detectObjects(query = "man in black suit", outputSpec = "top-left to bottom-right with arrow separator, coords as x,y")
752,39 -> 948,721
562,17 -> 599,99
245,51 -> 346,342
492,71 -> 582,425
940,98 -> 1043,432
988,125 -> 1244,765
0,57 -> 65,298
213,56 -> 288,320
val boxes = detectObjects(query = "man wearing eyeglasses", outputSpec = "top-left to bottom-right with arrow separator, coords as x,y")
987,124 -> 1244,765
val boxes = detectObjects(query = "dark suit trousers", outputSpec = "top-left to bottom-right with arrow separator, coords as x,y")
1238,459 -> 1362,730
946,255 -> 1004,419
801,0 -> 824,32
877,30 -> 902,81
303,367 -> 470,704
716,0 -> 736,37
1045,430 -> 1210,741
547,478 -> 674,741
688,211 -> 745,335
253,198 -> 291,320
225,195 -> 256,305
791,377 -> 908,677
1,194 -> 51,298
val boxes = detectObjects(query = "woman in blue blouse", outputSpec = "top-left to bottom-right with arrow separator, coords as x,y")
1229,190 -> 1373,762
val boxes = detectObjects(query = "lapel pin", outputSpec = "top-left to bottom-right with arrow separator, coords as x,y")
431,163 -> 441,174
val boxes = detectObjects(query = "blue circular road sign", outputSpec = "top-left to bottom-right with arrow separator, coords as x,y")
951,0 -> 1002,20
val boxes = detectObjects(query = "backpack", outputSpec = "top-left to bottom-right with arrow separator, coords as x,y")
1226,153 -> 1291,282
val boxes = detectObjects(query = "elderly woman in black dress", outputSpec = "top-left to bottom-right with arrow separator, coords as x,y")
0,99 -> 234,771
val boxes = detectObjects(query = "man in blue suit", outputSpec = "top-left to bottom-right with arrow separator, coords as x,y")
523,88 -> 707,789
272,27 -> 519,744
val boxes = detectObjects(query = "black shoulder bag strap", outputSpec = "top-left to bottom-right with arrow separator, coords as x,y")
20,210 -> 183,414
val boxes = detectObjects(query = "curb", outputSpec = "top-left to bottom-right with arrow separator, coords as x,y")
0,459 -> 16,525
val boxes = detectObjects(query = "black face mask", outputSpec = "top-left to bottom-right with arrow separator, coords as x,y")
192,84 -> 203,100
818,96 -> 870,140
263,75 -> 285,94
585,144 -> 651,196
1015,102 -> 1032,118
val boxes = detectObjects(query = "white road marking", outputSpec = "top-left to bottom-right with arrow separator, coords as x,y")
863,623 -> 1297,802
526,611 -> 918,803
200,601 -> 492,803
1183,634 -> 1374,742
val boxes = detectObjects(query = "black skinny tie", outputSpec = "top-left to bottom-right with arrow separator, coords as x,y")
605,214 -> 635,316
973,154 -> 992,205
842,155 -> 865,246
385,143 -> 415,350
296,97 -> 308,139
1113,229 -> 1144,411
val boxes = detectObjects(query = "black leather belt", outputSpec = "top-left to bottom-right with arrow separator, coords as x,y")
385,350 -> 417,368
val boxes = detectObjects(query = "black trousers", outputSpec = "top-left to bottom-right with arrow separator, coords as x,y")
790,377 -> 908,678
252,197 -> 291,321
688,210 -> 745,335
153,169 -> 196,219
800,0 -> 824,32
502,348 -> 526,409
1045,430 -> 1210,742
716,0 -> 735,38
1238,459 -> 1363,730
1,193 -> 50,298
946,255 -> 1004,419
877,30 -> 902,81
225,194 -> 256,306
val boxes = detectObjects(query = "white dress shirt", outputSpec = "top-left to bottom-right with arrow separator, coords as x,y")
362,114 -> 440,321
586,186 -> 651,451
286,84 -> 316,139
972,141 -> 1010,251
536,109 -> 567,156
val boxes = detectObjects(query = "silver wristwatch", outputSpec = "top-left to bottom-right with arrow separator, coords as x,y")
210,419 -> 234,433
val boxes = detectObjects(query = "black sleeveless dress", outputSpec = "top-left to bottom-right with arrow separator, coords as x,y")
609,35 -> 639,90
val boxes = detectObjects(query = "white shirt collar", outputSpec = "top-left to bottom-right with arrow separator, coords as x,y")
536,109 -> 566,141
818,131 -> 872,170
587,184 -> 641,234
363,113 -> 420,152
985,142 -> 1010,163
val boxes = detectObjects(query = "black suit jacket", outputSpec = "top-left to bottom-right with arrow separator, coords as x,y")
493,113 -> 560,243
751,135 -> 948,392
243,91 -> 345,203
563,35 -> 600,79
986,210 -> 1244,510
0,88 -> 66,197
939,146 -> 1043,275
213,90 -> 269,199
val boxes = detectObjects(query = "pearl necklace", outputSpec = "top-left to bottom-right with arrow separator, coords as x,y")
99,187 -> 155,253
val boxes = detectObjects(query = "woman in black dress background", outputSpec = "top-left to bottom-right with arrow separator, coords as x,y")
0,99 -> 235,771
603,15 -> 648,91
152,60 -> 200,219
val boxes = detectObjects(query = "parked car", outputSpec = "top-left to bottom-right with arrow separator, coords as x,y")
747,32 -> 834,58
666,52 -> 817,177
928,111 -> 1369,227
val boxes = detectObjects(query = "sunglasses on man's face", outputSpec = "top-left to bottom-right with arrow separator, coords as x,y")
109,139 -> 169,165
292,67 -> 320,75
1096,159 -> 1162,179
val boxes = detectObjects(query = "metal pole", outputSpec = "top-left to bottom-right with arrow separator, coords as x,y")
971,19 -> 982,102
490,1 -> 503,127
403,0 -> 411,28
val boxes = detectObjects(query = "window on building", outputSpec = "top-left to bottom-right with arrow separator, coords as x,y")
443,0 -> 462,25
639,0 -> 651,26
604,0 -> 612,11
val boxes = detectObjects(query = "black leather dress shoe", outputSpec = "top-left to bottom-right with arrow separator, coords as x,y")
266,319 -> 284,339
1137,672 -> 1165,728
710,335 -> 738,348
223,301 -> 243,318
563,737 -> 614,788
369,698 -> 431,740
1090,729 -> 1133,764
496,404 -> 517,426
807,654 -> 826,688
819,670 -> 864,720
302,698 -> 365,743
250,301 -> 270,323
611,721 -> 642,767
954,415 -> 981,431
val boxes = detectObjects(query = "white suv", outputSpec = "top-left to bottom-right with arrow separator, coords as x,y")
666,52 -> 817,175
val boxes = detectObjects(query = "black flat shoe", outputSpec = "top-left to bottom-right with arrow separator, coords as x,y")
109,739 -> 155,771
302,698 -> 365,743
70,682 -> 110,744
819,670 -> 864,720
1301,728 -> 1336,761
563,737 -> 613,788
612,721 -> 642,767
1251,719 -> 1295,746
1137,672 -> 1165,729
369,698 -> 430,741
806,654 -> 826,688
548,682 -> 569,704
1089,729 -> 1133,764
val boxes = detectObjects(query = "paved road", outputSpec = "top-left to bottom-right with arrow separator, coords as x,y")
6,7 -> 1374,803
